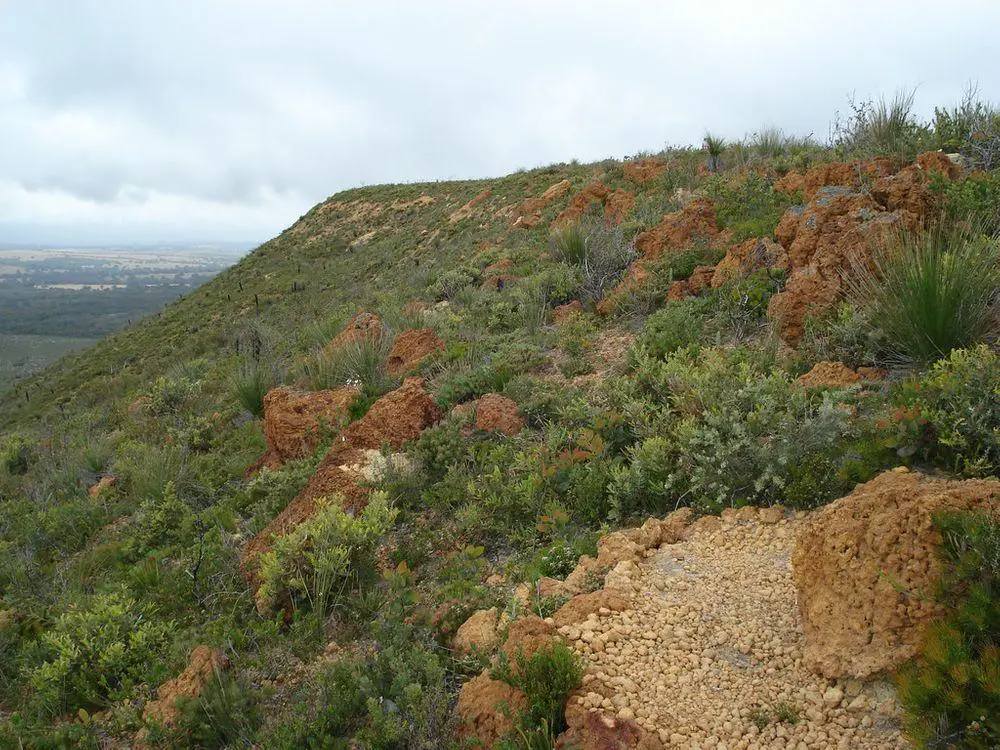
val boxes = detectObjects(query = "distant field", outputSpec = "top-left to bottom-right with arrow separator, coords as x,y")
0,333 -> 95,394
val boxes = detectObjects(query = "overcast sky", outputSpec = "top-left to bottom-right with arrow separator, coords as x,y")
1,1 -> 998,246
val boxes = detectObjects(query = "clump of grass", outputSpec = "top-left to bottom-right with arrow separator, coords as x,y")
832,89 -> 928,159
750,126 -> 787,159
847,225 -> 1000,364
549,221 -> 587,266
303,329 -> 396,397
231,359 -> 274,418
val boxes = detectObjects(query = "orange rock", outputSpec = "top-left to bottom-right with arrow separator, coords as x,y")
260,386 -> 358,469
88,474 -> 117,498
552,589 -> 630,628
623,157 -> 666,185
773,170 -> 805,195
552,300 -> 583,323
453,607 -> 502,656
800,158 -> 899,202
327,310 -> 382,350
603,188 -> 635,225
554,182 -> 611,225
241,378 -> 440,591
795,361 -> 862,389
512,179 -> 573,228
793,468 -> 1000,678
634,199 -> 722,262
455,672 -> 527,746
710,237 -> 788,288
449,188 -> 491,223
472,394 -> 525,436
143,646 -> 229,729
386,328 -> 444,375
501,616 -> 556,662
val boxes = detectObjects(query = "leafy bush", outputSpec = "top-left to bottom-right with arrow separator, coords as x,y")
0,434 -> 34,476
935,169 -> 1000,235
711,268 -> 784,342
538,542 -> 578,578
847,226 -> 1000,363
893,346 -> 1000,476
126,481 -> 195,557
148,373 -> 199,416
430,266 -> 481,301
636,298 -> 707,359
255,492 -> 397,614
798,303 -> 882,370
897,511 -> 1000,748
491,642 -> 583,744
23,591 -> 172,716
705,173 -> 793,241
934,85 -> 1000,170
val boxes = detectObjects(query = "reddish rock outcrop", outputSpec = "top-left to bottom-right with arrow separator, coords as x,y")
623,158 -> 666,185
328,310 -> 382,350
143,646 -> 229,729
710,237 -> 788,288
603,188 -> 635,225
472,394 -> 525,436
793,468 -> 1000,679
512,179 -> 573,228
773,170 -> 805,195
453,607 -> 503,656
552,300 -> 583,323
794,361 -> 862,390
386,328 -> 444,375
449,188 -> 491,223
552,183 -> 635,226
800,158 -> 899,202
241,378 -> 440,591
634,199 -> 722,262
88,474 -> 117,498
455,673 -> 527,746
558,705 -> 665,750
552,589 -> 630,629
259,386 -> 358,469
501,616 -> 557,662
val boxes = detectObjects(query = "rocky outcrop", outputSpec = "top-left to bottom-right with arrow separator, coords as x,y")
241,378 -> 439,593
623,158 -> 666,185
795,361 -> 862,389
793,468 -> 1000,679
386,328 -> 444,375
327,310 -> 382,350
143,646 -> 229,730
449,188 -> 491,223
552,300 -> 583,323
259,386 -> 358,469
553,182 -> 634,226
634,199 -> 722,262
512,179 -> 573,228
710,237 -> 788,289
453,607 -> 503,656
455,673 -> 527,746
768,152 -> 963,342
471,394 -> 525,436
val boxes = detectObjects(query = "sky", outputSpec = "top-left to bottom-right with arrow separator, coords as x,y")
1,1 -> 998,247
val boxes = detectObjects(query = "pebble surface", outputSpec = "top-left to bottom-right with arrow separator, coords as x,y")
559,514 -> 911,749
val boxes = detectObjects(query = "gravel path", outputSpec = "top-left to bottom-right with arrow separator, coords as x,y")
559,512 -> 910,749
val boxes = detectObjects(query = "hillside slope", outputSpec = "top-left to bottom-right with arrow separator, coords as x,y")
2,106 -> 1000,748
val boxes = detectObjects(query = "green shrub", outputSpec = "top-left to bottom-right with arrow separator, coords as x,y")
935,170 -> 1000,235
538,542 -> 578,578
430,266 -> 481,301
238,457 -> 320,521
148,374 -> 199,416
893,346 -> 1000,476
703,132 -> 726,172
897,511 -> 1000,748
636,298 -> 707,359
798,303 -> 881,370
126,481 -> 195,557
710,268 -> 784,342
255,491 -> 397,614
933,85 -> 1000,170
23,591 -> 172,717
231,359 -> 274,418
0,434 -> 34,476
549,217 -> 637,305
171,670 -> 260,748
847,226 -> 1000,363
491,642 -> 583,744
705,173 -> 793,241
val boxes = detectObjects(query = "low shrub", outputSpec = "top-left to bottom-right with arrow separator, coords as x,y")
847,226 -> 1000,364
23,591 -> 172,717
705,173 -> 794,241
897,510 -> 1000,748
491,642 -> 583,744
170,670 -> 260,748
831,89 -> 931,160
635,298 -> 707,360
302,330 -> 397,398
254,492 -> 397,614
934,169 -> 1000,235
933,85 -> 1000,170
0,434 -> 34,476
125,481 -> 196,558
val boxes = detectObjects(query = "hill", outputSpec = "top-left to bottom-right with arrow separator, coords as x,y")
1,93 -> 1000,748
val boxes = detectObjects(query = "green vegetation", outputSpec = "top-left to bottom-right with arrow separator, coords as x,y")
897,511 -> 1000,748
0,88 -> 998,746
847,226 -> 1000,364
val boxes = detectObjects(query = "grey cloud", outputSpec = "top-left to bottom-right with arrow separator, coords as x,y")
1,0 -> 998,244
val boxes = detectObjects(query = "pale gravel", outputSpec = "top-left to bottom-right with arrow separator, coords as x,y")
559,513 -> 911,749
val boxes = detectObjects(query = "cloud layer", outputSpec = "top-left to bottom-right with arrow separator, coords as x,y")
2,1 -> 998,244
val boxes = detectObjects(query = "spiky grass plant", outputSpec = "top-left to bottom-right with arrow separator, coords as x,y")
304,328 -> 396,397
833,89 -> 926,159
549,221 -> 587,266
231,359 -> 274,418
751,126 -> 787,159
703,132 -> 727,172
847,224 -> 1000,364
